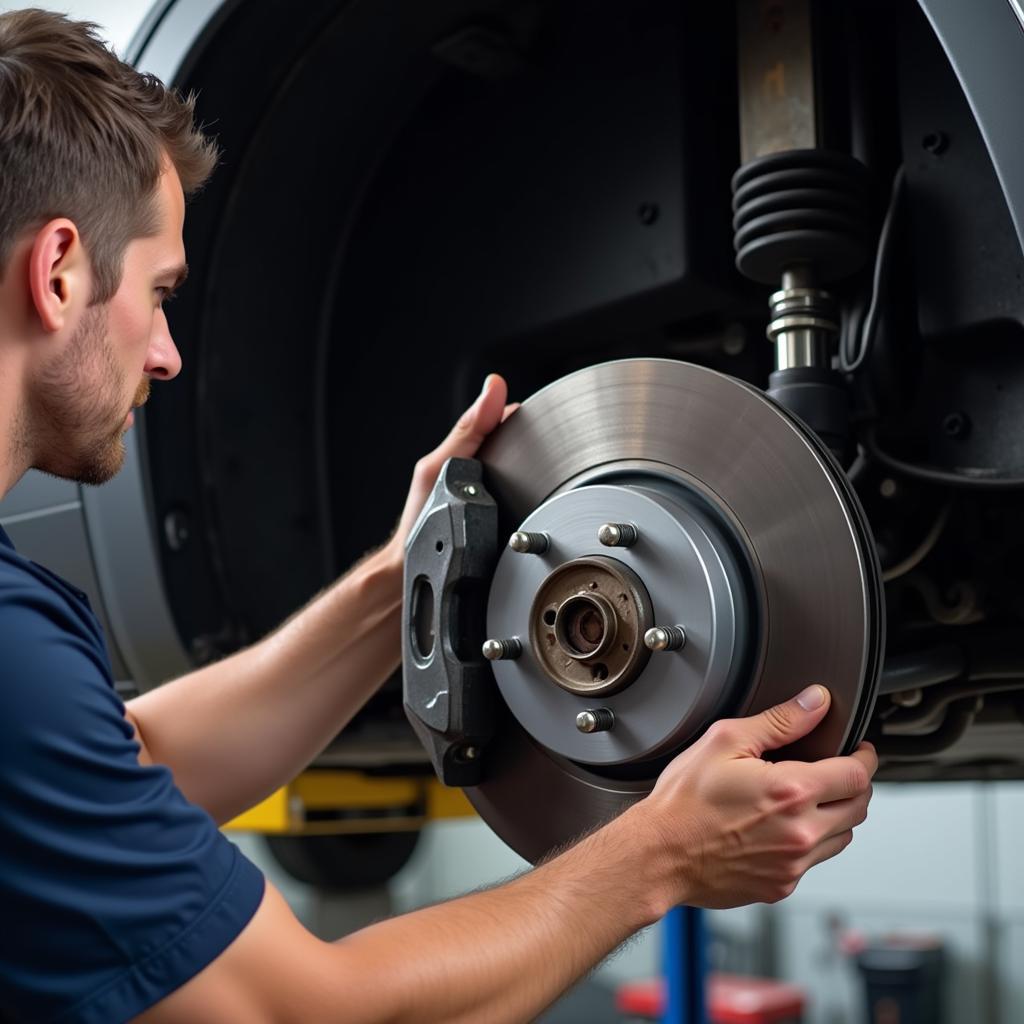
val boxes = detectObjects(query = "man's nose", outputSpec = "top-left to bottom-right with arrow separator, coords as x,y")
145,316 -> 183,381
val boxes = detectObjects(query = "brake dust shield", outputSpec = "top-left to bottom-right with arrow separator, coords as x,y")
468,359 -> 883,863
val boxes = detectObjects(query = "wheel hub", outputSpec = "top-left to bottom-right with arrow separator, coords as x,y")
530,554 -> 652,698
488,479 -> 759,767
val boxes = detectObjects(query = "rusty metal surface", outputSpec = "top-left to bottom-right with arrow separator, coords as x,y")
737,0 -> 817,163
529,555 -> 654,698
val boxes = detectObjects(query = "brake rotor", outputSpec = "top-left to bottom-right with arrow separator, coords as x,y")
471,359 -> 883,863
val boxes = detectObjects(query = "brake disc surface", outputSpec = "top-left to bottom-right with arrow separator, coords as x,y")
472,359 -> 883,863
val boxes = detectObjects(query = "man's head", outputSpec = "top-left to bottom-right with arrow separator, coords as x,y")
0,8 -> 218,488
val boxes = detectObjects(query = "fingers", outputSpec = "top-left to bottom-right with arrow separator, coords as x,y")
416,376 -> 509,482
724,685 -> 832,757
815,788 -> 872,839
393,375 -> 513,548
800,829 -> 855,873
410,377 -> 506,488
446,374 -> 508,456
501,402 -> 520,423
852,740 -> 878,771
797,743 -> 878,804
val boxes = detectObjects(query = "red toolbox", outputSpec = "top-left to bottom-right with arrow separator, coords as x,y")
616,973 -> 806,1024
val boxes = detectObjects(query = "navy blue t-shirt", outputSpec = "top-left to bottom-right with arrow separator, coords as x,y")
0,525 -> 265,1023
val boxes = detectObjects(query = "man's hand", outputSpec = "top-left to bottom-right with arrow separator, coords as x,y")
387,374 -> 516,562
632,684 -> 877,911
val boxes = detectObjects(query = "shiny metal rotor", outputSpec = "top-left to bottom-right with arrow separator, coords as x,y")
471,359 -> 884,863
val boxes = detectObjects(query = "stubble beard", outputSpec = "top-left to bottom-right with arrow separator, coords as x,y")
31,305 -> 147,487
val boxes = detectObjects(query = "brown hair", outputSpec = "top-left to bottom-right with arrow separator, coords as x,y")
0,8 -> 219,303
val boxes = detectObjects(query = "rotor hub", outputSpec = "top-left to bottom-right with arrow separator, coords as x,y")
488,479 -> 760,767
531,555 -> 652,696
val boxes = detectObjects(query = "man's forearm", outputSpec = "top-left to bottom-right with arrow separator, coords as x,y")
334,804 -> 671,1024
138,800 -> 680,1024
126,543 -> 404,822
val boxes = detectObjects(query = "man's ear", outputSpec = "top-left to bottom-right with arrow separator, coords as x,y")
28,219 -> 90,332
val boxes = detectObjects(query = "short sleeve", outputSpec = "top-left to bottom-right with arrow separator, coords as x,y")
0,559 -> 265,1024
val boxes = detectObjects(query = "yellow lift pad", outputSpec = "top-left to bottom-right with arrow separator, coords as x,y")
224,770 -> 475,835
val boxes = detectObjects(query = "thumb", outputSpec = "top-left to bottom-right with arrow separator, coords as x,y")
737,685 -> 831,757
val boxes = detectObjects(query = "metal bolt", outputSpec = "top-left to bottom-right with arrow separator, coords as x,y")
482,637 -> 522,661
458,745 -> 480,761
576,708 -> 615,733
891,688 -> 924,708
509,531 -> 549,554
462,484 -> 479,497
942,411 -> 971,440
637,202 -> 659,226
922,130 -> 949,156
644,625 -> 687,652
598,522 -> 638,548
163,510 -> 191,552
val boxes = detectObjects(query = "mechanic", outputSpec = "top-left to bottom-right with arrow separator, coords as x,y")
0,10 -> 877,1024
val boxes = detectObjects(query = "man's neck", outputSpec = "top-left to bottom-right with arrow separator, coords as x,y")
0,346 -> 31,504
0,453 -> 29,506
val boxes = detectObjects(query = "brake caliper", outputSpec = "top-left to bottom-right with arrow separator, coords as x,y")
402,457 -> 498,786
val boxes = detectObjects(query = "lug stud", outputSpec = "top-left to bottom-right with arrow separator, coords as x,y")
509,531 -> 550,554
598,522 -> 638,548
644,625 -> 687,652
482,637 -> 522,661
576,708 -> 615,733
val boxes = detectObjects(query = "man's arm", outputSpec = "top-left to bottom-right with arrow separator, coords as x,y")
125,375 -> 514,824
136,687 -> 876,1024
141,814 -> 661,1024
124,549 -> 402,822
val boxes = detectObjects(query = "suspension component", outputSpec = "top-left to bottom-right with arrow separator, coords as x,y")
767,274 -> 839,372
733,0 -> 872,464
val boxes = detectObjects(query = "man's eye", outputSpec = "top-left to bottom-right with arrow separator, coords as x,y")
155,287 -> 177,305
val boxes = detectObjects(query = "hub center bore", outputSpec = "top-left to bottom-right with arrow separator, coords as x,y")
555,593 -> 615,659
529,555 -> 653,697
